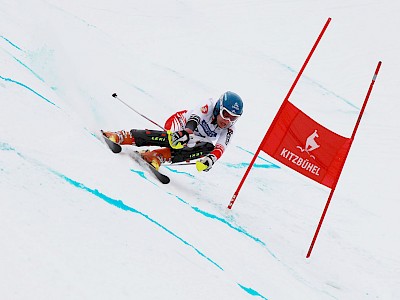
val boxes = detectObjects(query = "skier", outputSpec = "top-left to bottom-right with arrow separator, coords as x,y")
102,91 -> 243,172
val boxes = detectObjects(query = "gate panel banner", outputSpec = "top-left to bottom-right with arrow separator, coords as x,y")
261,100 -> 351,188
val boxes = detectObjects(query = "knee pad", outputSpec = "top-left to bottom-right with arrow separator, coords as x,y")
130,129 -> 169,147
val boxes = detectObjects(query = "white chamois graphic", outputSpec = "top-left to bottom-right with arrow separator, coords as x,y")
297,130 -> 320,159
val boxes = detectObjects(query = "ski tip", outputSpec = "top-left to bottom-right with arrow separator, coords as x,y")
133,152 -> 171,184
101,130 -> 122,153
161,176 -> 170,184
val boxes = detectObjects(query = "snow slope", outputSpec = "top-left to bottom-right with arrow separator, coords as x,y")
1,0 -> 399,299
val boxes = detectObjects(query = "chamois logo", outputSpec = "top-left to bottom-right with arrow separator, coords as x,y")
297,130 -> 320,159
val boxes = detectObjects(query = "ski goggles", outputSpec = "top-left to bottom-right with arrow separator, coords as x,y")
219,106 -> 241,122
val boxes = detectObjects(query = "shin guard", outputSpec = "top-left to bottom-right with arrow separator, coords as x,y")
171,142 -> 214,163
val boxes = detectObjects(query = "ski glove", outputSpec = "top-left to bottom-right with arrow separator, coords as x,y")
196,154 -> 217,172
167,130 -> 190,149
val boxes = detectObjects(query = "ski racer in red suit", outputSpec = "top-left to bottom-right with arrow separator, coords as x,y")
102,91 -> 244,172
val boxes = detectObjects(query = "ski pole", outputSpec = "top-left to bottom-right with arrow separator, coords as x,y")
170,162 -> 197,166
112,93 -> 166,130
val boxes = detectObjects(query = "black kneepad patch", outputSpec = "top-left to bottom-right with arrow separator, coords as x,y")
130,129 -> 168,147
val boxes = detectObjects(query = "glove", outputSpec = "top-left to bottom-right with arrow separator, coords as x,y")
167,130 -> 190,149
196,154 -> 217,172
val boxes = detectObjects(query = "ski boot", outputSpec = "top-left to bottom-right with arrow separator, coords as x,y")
141,148 -> 172,170
103,130 -> 135,145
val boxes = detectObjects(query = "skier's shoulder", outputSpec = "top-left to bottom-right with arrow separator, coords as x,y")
187,97 -> 215,119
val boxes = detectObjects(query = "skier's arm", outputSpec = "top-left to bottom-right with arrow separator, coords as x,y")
169,116 -> 197,147
183,98 -> 213,133
196,153 -> 217,172
196,143 -> 223,171
165,111 -> 198,148
184,114 -> 199,132
184,118 -> 197,133
197,128 -> 234,172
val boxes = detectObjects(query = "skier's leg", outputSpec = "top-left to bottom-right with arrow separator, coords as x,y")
103,129 -> 178,147
170,142 -> 215,163
141,142 -> 214,170
130,129 -> 169,147
132,129 -> 190,149
103,128 -> 190,150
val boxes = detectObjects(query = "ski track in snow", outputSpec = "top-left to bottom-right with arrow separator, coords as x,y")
0,36 -> 46,83
0,75 -> 58,107
0,35 -> 24,51
0,141 -> 269,300
108,144 -> 333,298
0,137 -> 335,299
0,36 -> 59,106
130,161 -> 275,255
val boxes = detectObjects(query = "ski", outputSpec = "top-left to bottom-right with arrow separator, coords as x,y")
131,151 -> 170,184
101,130 -> 122,153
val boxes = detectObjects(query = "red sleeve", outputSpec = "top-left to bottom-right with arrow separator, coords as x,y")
164,110 -> 187,131
210,143 -> 224,160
